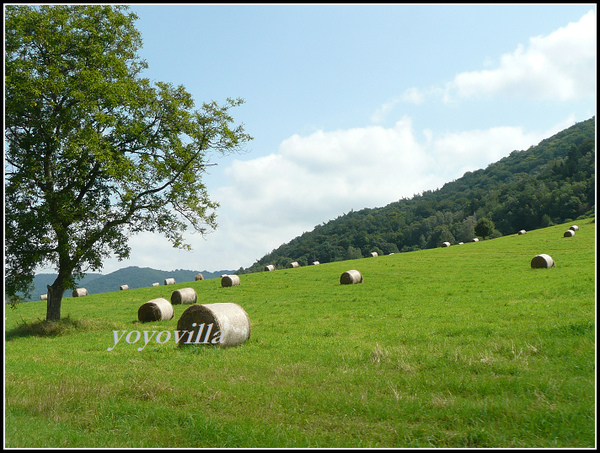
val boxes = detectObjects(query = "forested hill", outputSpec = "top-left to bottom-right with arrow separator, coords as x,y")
239,117 -> 595,274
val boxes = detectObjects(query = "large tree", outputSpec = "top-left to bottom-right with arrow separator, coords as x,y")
5,5 -> 252,320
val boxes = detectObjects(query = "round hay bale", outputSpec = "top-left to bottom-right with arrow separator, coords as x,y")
518,230 -> 526,235
289,261 -> 299,268
176,303 -> 251,348
152,282 -> 159,287
370,252 -> 378,257
264,264 -> 275,272
340,269 -> 363,285
564,230 -> 575,237
458,242 -> 464,245
40,294 -> 47,301
171,287 -> 198,305
570,225 -> 579,231
119,284 -> 129,291
472,238 -> 479,242
138,298 -> 174,322
442,241 -> 451,247
221,274 -> 241,287
531,254 -> 555,269
195,273 -> 204,281
164,278 -> 176,285
311,261 -> 320,265
72,288 -> 88,297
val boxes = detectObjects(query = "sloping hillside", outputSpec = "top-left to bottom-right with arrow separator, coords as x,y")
240,117 -> 595,273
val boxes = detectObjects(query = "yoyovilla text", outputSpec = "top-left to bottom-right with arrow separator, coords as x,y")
107,323 -> 222,351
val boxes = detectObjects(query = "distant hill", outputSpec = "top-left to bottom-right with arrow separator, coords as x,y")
240,117 -> 595,273
21,266 -> 235,302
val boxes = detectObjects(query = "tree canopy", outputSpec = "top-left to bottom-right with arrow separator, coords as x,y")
5,5 -> 252,320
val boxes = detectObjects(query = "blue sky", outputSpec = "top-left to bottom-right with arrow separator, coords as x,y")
85,4 -> 596,274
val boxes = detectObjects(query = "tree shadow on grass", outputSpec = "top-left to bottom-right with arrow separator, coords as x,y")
5,315 -> 88,341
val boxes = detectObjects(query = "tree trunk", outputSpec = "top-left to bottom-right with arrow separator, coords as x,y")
46,280 -> 65,322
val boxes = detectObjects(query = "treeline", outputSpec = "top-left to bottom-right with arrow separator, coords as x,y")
239,117 -> 595,273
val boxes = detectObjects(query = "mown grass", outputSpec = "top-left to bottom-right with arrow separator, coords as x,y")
4,219 -> 596,448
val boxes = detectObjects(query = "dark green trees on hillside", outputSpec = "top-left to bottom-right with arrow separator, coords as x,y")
240,118 -> 595,274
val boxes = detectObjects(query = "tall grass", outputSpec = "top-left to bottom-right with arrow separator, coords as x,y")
4,220 -> 595,448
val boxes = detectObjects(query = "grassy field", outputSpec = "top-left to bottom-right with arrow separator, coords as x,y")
4,219 -> 596,448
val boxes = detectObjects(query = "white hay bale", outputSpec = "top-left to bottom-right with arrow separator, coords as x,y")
264,264 -> 275,272
152,282 -> 159,287
164,278 -> 176,285
472,238 -> 479,242
340,269 -> 363,285
176,302 -> 251,348
289,261 -> 299,268
442,241 -> 451,247
221,274 -> 241,287
518,230 -> 527,235
72,288 -> 88,297
564,230 -> 575,237
119,284 -> 129,291
370,252 -> 378,257
312,261 -> 320,265
40,294 -> 47,301
195,273 -> 204,281
458,242 -> 464,245
138,297 -> 174,322
531,254 -> 555,269
171,287 -> 198,305
570,225 -> 579,231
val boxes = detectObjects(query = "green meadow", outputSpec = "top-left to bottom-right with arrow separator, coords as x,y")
4,220 -> 596,448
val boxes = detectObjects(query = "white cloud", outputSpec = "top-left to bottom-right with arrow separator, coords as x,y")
432,126 -> 549,180
447,10 -> 596,102
219,117 -> 437,227
61,115 -> 573,275
175,117 -> 565,271
372,9 -> 596,121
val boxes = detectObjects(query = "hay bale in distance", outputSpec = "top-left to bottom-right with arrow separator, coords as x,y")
570,225 -> 579,231
531,254 -> 555,269
40,294 -> 47,301
72,288 -> 88,297
195,273 -> 204,281
518,230 -> 527,235
370,252 -> 378,257
138,298 -> 174,322
264,264 -> 275,272
221,274 -> 241,287
442,241 -> 451,247
564,230 -> 575,237
119,284 -> 129,291
151,282 -> 159,287
164,278 -> 176,285
311,261 -> 320,266
289,261 -> 299,268
472,238 -> 479,242
340,270 -> 363,285
176,303 -> 251,347
171,287 -> 198,305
